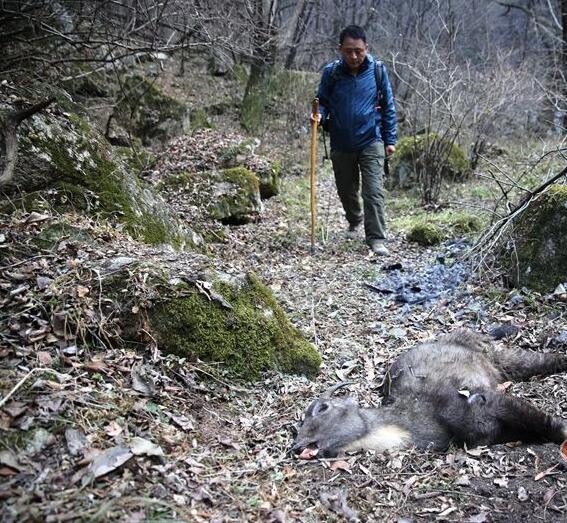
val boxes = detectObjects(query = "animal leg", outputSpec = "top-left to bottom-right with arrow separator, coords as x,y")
493,348 -> 567,381
440,389 -> 567,446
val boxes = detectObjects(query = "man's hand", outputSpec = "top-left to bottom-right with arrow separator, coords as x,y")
310,112 -> 322,125
385,145 -> 396,156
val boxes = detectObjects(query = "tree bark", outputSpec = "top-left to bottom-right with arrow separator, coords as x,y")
562,0 -> 567,128
240,0 -> 278,132
0,98 -> 55,187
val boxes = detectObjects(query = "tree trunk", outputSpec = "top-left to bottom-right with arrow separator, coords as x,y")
240,0 -> 278,133
562,0 -> 567,128
0,99 -> 54,188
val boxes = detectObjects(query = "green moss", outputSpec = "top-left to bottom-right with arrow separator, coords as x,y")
117,75 -> 187,143
257,160 -> 280,199
222,167 -> 259,193
149,273 -> 321,380
26,113 -> 191,249
449,212 -> 482,234
213,167 -> 261,223
139,212 -> 169,245
392,206 -> 484,241
217,140 -> 280,199
503,185 -> 567,291
190,107 -> 213,130
406,222 -> 444,246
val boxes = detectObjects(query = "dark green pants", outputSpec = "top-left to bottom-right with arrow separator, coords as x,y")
330,141 -> 386,244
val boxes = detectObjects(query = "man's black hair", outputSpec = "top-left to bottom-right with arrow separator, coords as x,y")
339,25 -> 366,44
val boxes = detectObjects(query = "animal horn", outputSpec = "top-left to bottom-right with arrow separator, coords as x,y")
321,381 -> 356,398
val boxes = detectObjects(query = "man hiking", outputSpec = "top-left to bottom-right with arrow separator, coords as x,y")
314,25 -> 397,255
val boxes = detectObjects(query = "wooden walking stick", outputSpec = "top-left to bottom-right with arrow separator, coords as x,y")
310,98 -> 319,255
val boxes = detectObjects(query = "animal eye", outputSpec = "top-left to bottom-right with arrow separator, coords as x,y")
313,402 -> 329,416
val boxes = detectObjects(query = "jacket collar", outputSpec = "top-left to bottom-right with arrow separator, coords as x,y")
338,54 -> 374,74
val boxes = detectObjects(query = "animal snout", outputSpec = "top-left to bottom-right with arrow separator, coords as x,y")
291,441 -> 303,454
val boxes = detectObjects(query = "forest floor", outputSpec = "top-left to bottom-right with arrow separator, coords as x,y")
2,151 -> 567,522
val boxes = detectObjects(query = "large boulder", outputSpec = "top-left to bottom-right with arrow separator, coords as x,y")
502,185 -> 567,291
152,130 -> 281,199
0,88 -> 200,249
146,270 -> 321,379
116,74 -> 190,144
388,133 -> 469,190
158,167 -> 263,225
2,214 -> 321,381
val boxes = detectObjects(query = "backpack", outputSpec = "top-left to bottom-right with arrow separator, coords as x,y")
322,59 -> 384,132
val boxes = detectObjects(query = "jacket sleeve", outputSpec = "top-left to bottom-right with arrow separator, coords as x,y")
379,63 -> 397,146
317,65 -> 332,122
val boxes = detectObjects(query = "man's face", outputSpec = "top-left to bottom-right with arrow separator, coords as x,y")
339,36 -> 368,71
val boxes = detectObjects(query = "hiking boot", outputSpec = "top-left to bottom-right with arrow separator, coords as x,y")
345,223 -> 360,239
369,241 -> 390,256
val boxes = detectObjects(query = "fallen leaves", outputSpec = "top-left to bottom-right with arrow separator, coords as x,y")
164,410 -> 195,432
319,489 -> 359,522
83,446 -> 133,484
1,145 -> 567,523
130,364 -> 156,396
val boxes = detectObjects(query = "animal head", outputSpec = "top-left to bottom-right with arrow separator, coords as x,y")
292,382 -> 365,458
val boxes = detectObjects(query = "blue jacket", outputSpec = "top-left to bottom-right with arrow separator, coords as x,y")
317,54 -> 397,152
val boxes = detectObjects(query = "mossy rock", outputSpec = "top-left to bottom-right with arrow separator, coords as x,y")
388,133 -> 469,190
160,167 -> 262,224
406,222 -> 444,246
117,74 -> 190,144
219,139 -> 280,199
449,212 -> 482,235
502,185 -> 567,292
148,272 -> 321,380
7,91 -> 200,250
255,160 -> 280,199
214,167 -> 262,223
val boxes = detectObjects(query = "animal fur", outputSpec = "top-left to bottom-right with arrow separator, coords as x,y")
293,330 -> 567,457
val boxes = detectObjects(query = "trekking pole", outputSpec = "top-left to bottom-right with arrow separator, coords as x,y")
310,98 -> 319,255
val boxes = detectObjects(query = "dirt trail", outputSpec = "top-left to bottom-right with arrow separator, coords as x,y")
199,170 -> 567,522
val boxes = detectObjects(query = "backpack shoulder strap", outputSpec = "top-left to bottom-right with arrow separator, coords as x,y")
374,59 -> 384,100
327,60 -> 341,93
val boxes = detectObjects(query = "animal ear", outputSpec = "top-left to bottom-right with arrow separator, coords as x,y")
344,396 -> 359,408
312,401 -> 330,416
